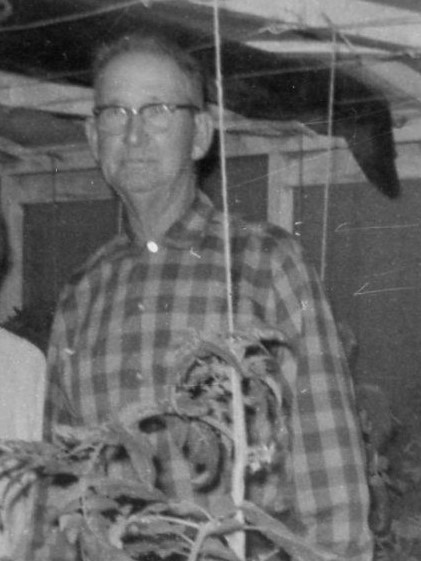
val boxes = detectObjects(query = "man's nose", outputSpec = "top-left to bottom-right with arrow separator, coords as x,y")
124,111 -> 147,145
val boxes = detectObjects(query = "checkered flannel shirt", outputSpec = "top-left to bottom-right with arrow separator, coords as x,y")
40,190 -> 373,560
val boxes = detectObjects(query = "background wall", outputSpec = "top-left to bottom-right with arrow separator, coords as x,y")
298,178 -> 421,428
287,134 -> 421,429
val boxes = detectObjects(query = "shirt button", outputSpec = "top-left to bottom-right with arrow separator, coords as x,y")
138,302 -> 145,312
147,240 -> 159,253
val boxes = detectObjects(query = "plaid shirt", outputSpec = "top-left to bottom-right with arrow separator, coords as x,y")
43,190 -> 373,560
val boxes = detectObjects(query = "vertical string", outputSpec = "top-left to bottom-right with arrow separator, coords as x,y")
50,155 -> 59,302
212,0 -> 234,334
294,131 -> 305,240
320,30 -> 337,283
212,5 -> 246,560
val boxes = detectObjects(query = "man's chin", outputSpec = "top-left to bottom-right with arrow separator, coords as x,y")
115,168 -> 157,193
118,182 -> 156,195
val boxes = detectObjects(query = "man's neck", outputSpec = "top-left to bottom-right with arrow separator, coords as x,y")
125,180 -> 196,246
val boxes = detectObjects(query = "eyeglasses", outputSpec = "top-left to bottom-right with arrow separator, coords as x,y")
93,102 -> 200,134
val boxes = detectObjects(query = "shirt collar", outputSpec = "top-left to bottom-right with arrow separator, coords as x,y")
112,189 -> 216,257
162,190 -> 215,249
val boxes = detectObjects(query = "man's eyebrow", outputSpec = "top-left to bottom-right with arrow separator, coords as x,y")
98,96 -> 168,106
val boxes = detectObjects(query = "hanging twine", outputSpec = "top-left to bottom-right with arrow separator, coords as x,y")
49,154 -> 60,303
320,30 -> 337,283
212,0 -> 234,334
212,2 -> 246,560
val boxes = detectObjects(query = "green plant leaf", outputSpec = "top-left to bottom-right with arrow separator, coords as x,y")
125,538 -> 188,559
92,476 -> 166,502
59,512 -> 84,544
183,420 -> 222,490
85,494 -> 119,513
201,536 -> 242,561
242,501 -> 339,561
128,518 -> 187,536
146,499 -> 208,521
209,496 -> 237,519
208,517 -> 244,537
79,523 -> 133,561
107,423 -> 156,487
173,393 -> 210,417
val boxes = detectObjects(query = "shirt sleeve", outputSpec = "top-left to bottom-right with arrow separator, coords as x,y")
43,295 -> 80,442
271,240 -> 374,560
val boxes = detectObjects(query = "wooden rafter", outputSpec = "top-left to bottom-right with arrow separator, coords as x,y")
0,71 -> 92,115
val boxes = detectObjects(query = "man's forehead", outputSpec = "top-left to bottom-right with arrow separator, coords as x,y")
98,51 -> 183,82
95,51 -> 198,104
98,52 -> 186,85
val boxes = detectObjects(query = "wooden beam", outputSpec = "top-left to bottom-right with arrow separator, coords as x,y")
0,136 -> 55,166
0,71 -> 93,115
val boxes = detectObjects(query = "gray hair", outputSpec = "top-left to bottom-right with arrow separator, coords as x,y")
92,32 -> 207,107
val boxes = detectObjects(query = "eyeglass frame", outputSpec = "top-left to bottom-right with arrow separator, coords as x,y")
92,102 -> 201,134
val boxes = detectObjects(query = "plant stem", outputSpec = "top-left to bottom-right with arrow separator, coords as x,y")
187,521 -> 215,561
227,362 -> 247,559
141,514 -> 201,531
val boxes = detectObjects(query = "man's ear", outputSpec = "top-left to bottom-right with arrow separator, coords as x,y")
192,110 -> 214,161
85,116 -> 99,161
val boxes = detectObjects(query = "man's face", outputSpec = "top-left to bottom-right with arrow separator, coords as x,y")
86,51 -> 211,213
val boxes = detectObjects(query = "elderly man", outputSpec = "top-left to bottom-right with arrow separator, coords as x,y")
43,32 -> 373,560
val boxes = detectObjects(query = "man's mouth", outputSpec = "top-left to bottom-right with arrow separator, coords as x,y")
124,158 -> 153,164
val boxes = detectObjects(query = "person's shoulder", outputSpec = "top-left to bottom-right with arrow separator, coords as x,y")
230,217 -> 303,260
67,234 -> 128,288
54,234 -> 128,310
206,207 -> 303,260
251,221 -> 299,247
0,327 -> 46,364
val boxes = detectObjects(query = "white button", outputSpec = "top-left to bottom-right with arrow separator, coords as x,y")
147,240 -> 159,253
